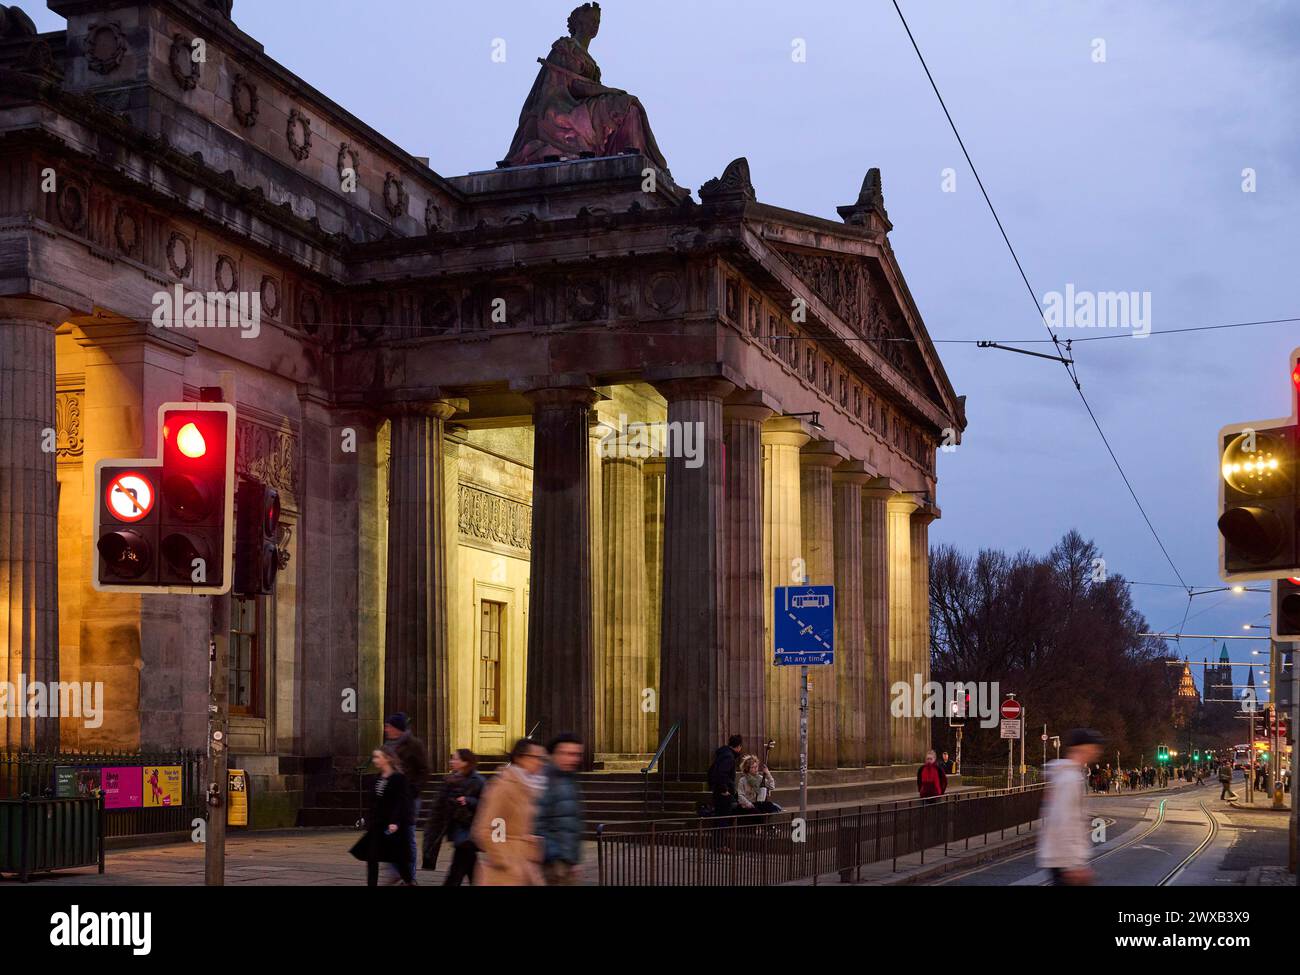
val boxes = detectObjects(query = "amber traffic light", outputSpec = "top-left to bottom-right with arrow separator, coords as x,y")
234,479 -> 281,596
1217,349 -> 1300,582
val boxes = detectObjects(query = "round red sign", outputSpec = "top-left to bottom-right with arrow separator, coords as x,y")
1000,699 -> 1022,720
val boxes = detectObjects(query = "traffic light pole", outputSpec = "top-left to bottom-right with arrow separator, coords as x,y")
205,590 -> 229,886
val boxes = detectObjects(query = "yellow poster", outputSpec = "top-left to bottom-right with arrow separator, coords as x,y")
227,769 -> 248,827
142,765 -> 182,807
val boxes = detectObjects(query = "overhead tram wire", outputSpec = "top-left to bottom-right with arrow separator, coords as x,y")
890,0 -> 1189,592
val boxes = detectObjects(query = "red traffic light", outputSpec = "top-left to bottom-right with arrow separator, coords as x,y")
176,421 -> 207,458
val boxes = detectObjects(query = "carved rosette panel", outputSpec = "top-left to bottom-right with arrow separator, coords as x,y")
383,173 -> 408,219
231,73 -> 259,126
424,199 -> 442,233
286,108 -> 312,162
458,483 -> 531,555
235,418 -> 299,500
169,33 -> 201,90
167,231 -> 192,279
298,290 -> 322,335
114,208 -> 139,255
215,254 -> 238,292
85,22 -> 126,74
55,391 -> 83,460
57,181 -> 86,232
260,276 -> 281,318
338,143 -> 360,184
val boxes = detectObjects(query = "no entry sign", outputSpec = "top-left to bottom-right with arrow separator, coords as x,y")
1000,698 -> 1022,720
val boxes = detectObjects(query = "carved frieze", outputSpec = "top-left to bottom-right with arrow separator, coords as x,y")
424,199 -> 442,233
567,277 -> 604,322
231,73 -> 259,126
645,271 -> 682,314
55,391 -> 83,460
236,417 -> 299,498
286,108 -> 312,162
260,275 -> 281,318
298,290 -> 321,335
779,250 -> 919,383
338,143 -> 360,185
458,483 -> 531,555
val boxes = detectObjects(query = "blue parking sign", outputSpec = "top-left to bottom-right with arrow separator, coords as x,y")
773,585 -> 834,665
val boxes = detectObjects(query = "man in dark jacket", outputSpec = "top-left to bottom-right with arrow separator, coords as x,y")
708,735 -> 744,816
383,713 -> 430,878
537,732 -> 586,885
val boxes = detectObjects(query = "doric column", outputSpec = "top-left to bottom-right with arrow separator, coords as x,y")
721,398 -> 772,754
911,503 -> 937,763
588,422 -> 605,752
762,416 -> 809,769
656,377 -> 733,771
861,478 -> 894,766
800,441 -> 844,768
0,299 -> 67,750
643,454 -> 665,744
600,448 -> 652,754
524,385 -> 600,761
886,492 -> 919,764
833,462 -> 872,767
384,398 -> 462,767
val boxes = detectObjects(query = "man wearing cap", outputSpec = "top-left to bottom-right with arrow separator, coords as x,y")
383,713 -> 430,879
1037,728 -> 1103,885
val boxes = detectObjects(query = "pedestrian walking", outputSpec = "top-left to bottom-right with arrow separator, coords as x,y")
423,747 -> 485,884
917,749 -> 948,799
1036,728 -> 1104,886
940,751 -> 954,775
1218,760 -> 1237,801
735,755 -> 782,814
383,712 -> 430,879
470,737 -> 546,886
537,732 -> 586,885
349,745 -> 416,886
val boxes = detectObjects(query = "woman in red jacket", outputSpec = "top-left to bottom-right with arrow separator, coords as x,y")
917,750 -> 948,799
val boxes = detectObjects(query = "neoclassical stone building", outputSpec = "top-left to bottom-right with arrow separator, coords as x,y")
0,0 -> 964,818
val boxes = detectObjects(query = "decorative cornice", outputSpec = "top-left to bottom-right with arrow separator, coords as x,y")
458,482 -> 531,555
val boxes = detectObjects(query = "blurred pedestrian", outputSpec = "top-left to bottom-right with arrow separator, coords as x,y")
917,749 -> 947,799
1037,728 -> 1103,886
471,737 -> 546,886
349,745 -> 415,886
1218,760 -> 1237,801
384,712 -> 430,879
423,748 -> 485,884
537,732 -> 586,885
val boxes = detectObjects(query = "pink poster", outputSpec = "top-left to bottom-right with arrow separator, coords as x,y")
101,766 -> 143,809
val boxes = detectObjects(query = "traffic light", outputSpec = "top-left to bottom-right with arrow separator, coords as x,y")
1272,577 -> 1300,640
1217,349 -> 1300,582
947,689 -> 970,728
93,402 -> 235,594
234,479 -> 281,596
1157,744 -> 1169,763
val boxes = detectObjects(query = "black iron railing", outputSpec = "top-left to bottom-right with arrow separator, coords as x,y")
597,783 -> 1045,886
640,720 -> 681,811
1,749 -> 203,838
0,794 -> 104,882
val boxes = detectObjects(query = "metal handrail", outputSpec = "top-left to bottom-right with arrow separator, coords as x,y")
641,720 -> 682,811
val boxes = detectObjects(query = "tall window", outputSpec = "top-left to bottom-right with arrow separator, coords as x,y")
479,600 -> 504,722
230,596 -> 264,716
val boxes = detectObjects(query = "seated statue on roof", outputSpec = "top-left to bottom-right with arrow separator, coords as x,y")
501,3 -> 668,171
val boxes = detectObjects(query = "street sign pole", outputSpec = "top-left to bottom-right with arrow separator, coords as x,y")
799,666 -> 809,820
205,590 -> 229,886
1020,705 -> 1026,788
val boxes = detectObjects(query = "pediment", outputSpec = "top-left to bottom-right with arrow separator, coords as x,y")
774,246 -> 949,415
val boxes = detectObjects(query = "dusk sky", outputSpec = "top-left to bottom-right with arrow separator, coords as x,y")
29,0 -> 1297,696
